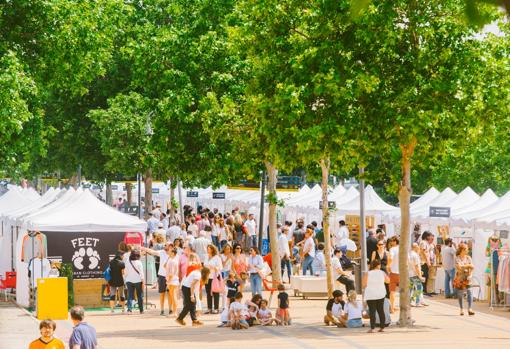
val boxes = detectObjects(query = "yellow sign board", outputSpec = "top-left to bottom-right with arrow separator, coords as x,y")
37,277 -> 68,320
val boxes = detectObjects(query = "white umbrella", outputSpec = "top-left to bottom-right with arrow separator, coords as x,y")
340,238 -> 357,252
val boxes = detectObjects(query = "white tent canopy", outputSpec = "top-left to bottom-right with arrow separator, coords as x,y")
450,189 -> 499,225
411,187 -> 457,218
0,187 -> 37,214
456,190 -> 510,227
410,187 -> 441,210
445,187 -> 480,213
25,189 -> 147,232
337,185 -> 398,214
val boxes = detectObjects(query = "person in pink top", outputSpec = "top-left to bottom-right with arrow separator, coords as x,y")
179,244 -> 191,282
233,243 -> 248,286
165,247 -> 180,316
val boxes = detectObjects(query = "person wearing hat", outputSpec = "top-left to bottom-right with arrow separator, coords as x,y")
324,290 -> 345,326
154,222 -> 166,239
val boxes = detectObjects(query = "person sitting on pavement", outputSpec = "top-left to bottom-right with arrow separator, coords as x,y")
29,319 -> 65,349
340,290 -> 364,328
324,290 -> 345,327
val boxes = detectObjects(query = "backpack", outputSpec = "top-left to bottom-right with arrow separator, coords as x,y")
104,265 -> 112,282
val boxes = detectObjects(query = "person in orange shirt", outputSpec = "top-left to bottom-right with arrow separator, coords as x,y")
28,319 -> 65,349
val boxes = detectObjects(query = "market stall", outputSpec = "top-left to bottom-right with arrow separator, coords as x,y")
15,189 -> 146,308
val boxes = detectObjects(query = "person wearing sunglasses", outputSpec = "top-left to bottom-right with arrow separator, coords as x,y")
370,241 -> 388,274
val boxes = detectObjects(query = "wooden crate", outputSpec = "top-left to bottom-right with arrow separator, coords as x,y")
73,279 -> 109,308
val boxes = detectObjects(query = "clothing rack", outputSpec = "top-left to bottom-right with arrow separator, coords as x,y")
489,249 -> 509,310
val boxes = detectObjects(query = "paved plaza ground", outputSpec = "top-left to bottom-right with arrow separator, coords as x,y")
1,290 -> 509,349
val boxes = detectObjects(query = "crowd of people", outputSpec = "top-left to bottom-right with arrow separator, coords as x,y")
30,203 -> 478,347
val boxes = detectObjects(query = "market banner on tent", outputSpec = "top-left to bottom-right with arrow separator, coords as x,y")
44,231 -> 125,279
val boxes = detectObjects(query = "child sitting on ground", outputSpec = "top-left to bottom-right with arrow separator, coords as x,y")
257,299 -> 280,326
229,292 -> 249,330
277,284 -> 291,325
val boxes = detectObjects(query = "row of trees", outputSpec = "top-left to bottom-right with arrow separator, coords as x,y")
2,0 -> 509,325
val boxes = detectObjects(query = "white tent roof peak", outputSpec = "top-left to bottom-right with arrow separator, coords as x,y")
410,187 -> 440,210
0,188 -> 36,214
337,185 -> 397,214
26,189 -> 146,232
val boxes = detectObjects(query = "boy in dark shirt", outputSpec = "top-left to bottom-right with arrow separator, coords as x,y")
277,284 -> 290,325
325,290 -> 346,327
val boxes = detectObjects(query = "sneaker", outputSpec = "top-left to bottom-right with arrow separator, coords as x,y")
192,320 -> 204,326
176,319 -> 186,326
204,310 -> 212,314
169,310 -> 173,315
212,310 -> 219,314
468,309 -> 475,316
160,310 -> 165,316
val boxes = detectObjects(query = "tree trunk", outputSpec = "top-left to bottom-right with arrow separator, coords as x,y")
105,181 -> 113,206
320,158 -> 334,298
126,182 -> 133,206
144,168 -> 153,220
398,138 -> 417,327
169,177 -> 176,224
265,161 -> 282,284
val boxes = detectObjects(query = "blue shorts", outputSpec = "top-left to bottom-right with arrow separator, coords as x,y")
347,318 -> 363,328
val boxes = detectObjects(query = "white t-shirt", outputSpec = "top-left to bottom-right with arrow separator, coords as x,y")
204,255 -> 222,279
158,250 -> 169,277
331,302 -> 343,318
331,256 -> 343,280
278,233 -> 290,258
389,246 -> 399,274
344,301 -> 363,320
188,224 -> 199,237
408,251 -> 421,277
364,269 -> 386,300
182,269 -> 201,288
167,225 -> 181,243
245,219 -> 257,237
125,259 -> 144,283
338,225 -> 349,241
230,301 -> 249,316
193,237 -> 209,263
303,237 -> 316,258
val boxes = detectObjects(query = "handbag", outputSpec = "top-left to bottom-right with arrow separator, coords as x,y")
211,272 -> 225,294
453,276 -> 468,290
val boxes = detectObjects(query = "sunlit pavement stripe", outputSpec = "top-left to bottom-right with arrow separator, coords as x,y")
257,325 -> 317,349
296,324 -> 369,349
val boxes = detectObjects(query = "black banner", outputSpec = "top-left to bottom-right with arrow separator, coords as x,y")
429,206 -> 450,218
44,231 -> 125,279
319,201 -> 336,209
187,191 -> 199,198
212,192 -> 226,199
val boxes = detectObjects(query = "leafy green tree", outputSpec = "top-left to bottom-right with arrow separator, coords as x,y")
349,0 -> 506,326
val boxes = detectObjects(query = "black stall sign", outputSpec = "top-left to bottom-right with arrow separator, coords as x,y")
44,231 -> 125,279
319,201 -> 336,210
429,206 -> 451,218
212,192 -> 226,199
187,191 -> 199,198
